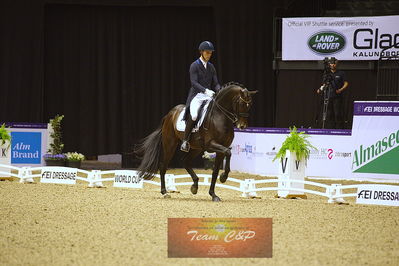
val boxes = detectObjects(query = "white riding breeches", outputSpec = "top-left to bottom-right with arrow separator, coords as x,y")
190,92 -> 212,121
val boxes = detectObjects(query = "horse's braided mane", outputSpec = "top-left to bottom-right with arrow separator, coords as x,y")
220,81 -> 246,90
215,81 -> 246,101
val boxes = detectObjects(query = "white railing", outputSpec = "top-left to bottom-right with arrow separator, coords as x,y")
0,164 -> 367,203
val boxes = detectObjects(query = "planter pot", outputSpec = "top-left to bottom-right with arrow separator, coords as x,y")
45,159 -> 66,167
277,150 -> 307,199
66,160 -> 81,169
203,160 -> 214,170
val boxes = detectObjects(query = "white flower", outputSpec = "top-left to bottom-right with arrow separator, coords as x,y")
65,152 -> 85,161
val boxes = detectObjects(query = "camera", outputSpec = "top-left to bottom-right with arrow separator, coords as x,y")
321,57 -> 337,89
323,57 -> 337,72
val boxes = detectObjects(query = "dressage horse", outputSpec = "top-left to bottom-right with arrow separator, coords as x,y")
135,82 -> 257,201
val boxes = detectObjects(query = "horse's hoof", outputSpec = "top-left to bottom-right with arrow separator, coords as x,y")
212,196 -> 221,202
190,185 -> 198,195
220,172 -> 228,183
162,193 -> 171,199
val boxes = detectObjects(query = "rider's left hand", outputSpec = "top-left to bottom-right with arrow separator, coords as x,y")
205,89 -> 215,97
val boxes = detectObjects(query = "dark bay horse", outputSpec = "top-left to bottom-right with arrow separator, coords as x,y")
135,82 -> 257,201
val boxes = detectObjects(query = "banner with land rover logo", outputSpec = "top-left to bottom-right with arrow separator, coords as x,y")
282,15 -> 399,60
352,101 -> 399,181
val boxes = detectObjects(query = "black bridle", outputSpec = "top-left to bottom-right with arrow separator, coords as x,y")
214,94 -> 251,123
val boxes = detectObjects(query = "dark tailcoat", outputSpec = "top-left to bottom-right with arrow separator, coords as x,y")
183,59 -> 221,120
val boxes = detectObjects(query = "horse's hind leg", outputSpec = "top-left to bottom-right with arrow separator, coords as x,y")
182,149 -> 202,195
159,124 -> 179,198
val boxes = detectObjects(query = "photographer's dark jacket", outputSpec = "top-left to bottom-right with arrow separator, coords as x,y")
329,70 -> 346,98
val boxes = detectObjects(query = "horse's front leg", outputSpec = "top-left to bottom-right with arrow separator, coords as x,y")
219,150 -> 231,183
209,153 -> 225,202
207,140 -> 231,201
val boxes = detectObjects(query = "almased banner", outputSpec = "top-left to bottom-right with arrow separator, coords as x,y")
282,15 -> 399,60
352,101 -> 399,180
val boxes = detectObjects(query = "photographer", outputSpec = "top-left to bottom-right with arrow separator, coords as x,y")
317,57 -> 349,129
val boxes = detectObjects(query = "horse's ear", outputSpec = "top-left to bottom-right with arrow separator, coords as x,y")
239,88 -> 247,96
249,90 -> 258,95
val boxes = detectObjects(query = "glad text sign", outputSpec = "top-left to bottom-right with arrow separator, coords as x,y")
282,15 -> 399,60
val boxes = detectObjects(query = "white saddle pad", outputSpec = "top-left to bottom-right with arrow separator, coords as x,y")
176,100 -> 211,132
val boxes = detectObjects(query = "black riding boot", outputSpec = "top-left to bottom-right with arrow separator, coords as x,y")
180,117 -> 195,152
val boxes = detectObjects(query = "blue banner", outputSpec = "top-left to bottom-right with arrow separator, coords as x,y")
11,132 -> 42,164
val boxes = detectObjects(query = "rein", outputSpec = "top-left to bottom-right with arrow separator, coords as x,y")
214,100 -> 238,123
213,89 -> 251,123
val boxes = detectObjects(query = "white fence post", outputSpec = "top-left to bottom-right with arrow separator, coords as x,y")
88,170 -> 104,188
203,175 -> 209,185
166,174 -> 178,192
19,167 -> 34,183
327,184 -> 346,204
241,179 -> 258,198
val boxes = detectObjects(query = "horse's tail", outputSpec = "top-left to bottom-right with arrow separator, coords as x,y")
135,118 -> 164,180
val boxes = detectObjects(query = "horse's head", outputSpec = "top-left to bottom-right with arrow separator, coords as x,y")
215,82 -> 258,129
234,88 -> 257,129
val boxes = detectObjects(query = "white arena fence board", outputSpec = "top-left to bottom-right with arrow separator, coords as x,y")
0,163 -> 397,205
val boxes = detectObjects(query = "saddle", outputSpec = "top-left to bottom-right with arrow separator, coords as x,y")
176,100 -> 212,132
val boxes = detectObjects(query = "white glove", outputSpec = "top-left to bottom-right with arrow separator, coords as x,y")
205,89 -> 215,97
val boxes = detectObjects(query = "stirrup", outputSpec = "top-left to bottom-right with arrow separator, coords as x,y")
180,141 -> 190,152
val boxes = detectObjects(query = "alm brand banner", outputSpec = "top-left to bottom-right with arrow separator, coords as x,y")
5,123 -> 49,166
282,15 -> 399,60
113,170 -> 143,188
11,132 -> 42,164
40,167 -> 77,185
168,218 -> 272,258
356,184 -> 399,207
352,101 -> 399,180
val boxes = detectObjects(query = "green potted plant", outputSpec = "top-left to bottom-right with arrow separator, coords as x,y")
0,123 -> 11,151
202,151 -> 216,170
65,152 -> 85,168
273,126 -> 316,199
43,115 -> 66,166
273,126 -> 316,163
0,124 -> 12,170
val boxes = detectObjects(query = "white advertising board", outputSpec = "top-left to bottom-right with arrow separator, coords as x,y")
351,101 -> 399,181
356,184 -> 399,206
282,15 -> 399,60
113,170 -> 143,189
40,167 -> 77,185
231,128 -> 352,179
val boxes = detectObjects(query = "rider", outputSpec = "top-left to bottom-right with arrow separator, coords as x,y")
180,41 -> 221,152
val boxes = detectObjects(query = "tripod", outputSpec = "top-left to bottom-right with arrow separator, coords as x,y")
321,82 -> 331,129
320,57 -> 335,129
